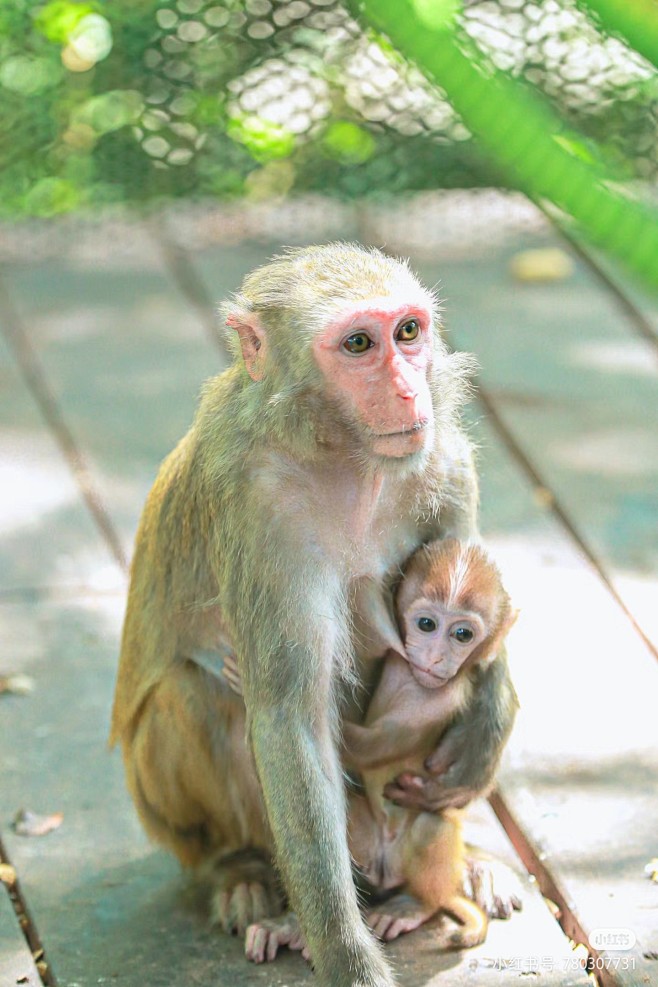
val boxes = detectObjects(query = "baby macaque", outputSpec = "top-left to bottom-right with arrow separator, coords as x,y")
243,537 -> 517,962
345,537 -> 516,945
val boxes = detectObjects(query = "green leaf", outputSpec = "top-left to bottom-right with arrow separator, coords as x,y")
226,115 -> 295,162
0,55 -> 62,95
356,0 -> 658,288
75,90 -> 143,134
33,1 -> 96,43
553,134 -> 597,165
24,177 -> 79,216
411,0 -> 461,30
322,122 -> 376,164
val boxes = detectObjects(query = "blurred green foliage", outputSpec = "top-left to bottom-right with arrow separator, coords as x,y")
360,0 -> 658,284
0,0 -> 656,277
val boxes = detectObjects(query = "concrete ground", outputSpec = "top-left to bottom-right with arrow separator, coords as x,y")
1,198 -> 657,987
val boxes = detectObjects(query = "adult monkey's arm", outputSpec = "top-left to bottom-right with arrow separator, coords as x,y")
384,653 -> 519,811
237,549 -> 392,986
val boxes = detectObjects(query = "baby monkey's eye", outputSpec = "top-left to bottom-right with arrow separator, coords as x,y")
451,625 -> 474,644
416,616 -> 437,633
343,332 -> 374,354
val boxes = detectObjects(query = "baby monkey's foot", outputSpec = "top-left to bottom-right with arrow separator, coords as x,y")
245,910 -> 309,963
367,893 -> 434,942
464,855 -> 523,920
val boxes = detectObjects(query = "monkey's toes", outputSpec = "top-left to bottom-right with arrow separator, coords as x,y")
245,922 -> 278,963
368,913 -> 395,940
245,913 -> 307,964
212,880 -> 275,935
464,858 -> 523,920
493,889 -> 523,919
385,916 -> 424,941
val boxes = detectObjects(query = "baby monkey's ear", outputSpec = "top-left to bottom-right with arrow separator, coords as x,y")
478,605 -> 519,667
504,608 -> 520,635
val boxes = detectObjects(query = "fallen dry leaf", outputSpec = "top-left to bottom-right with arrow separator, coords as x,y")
533,486 -> 555,510
12,809 -> 64,838
0,674 -> 35,696
644,858 -> 658,883
0,862 -> 17,885
510,247 -> 574,283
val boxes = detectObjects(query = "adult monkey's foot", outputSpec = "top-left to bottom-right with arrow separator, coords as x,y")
205,848 -> 283,934
245,910 -> 309,963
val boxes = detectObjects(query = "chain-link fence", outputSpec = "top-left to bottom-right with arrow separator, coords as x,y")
1,0 -> 654,209
1,0 -> 657,282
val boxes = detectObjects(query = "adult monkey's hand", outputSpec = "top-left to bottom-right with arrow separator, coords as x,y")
384,652 -> 519,812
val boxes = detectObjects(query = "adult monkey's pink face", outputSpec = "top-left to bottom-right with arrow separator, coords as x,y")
313,293 -> 435,459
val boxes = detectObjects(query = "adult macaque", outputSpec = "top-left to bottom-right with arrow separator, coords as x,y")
244,538 -> 517,963
111,244 -> 517,987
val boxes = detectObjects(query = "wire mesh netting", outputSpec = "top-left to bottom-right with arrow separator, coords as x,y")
1,0 -> 656,218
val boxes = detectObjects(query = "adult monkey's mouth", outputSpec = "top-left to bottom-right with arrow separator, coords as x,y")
374,419 -> 429,438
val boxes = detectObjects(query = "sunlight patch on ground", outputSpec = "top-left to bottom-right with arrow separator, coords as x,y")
51,548 -> 126,596
0,432 -> 77,533
507,784 -> 656,863
567,339 -> 658,378
37,304 -> 118,342
130,294 -> 207,340
548,428 -> 658,478
74,571 -> 127,637
614,571 -> 658,646
483,535 -> 657,762
0,605 -> 45,674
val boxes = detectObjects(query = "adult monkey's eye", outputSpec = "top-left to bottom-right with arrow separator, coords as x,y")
451,625 -> 474,644
343,332 -> 374,354
396,318 -> 420,343
417,616 -> 437,633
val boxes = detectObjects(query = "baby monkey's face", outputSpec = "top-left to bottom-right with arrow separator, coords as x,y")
401,598 -> 486,690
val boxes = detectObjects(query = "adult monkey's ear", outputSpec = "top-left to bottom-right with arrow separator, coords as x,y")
226,312 -> 267,382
